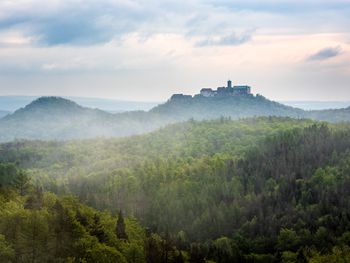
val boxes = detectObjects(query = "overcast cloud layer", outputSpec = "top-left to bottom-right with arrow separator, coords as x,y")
0,0 -> 349,101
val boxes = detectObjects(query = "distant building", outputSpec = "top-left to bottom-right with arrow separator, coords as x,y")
171,80 -> 252,101
200,88 -> 216,97
232,85 -> 251,96
200,80 -> 251,97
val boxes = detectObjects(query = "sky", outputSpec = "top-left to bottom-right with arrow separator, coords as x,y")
0,0 -> 349,101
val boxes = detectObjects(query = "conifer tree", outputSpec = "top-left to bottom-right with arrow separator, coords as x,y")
91,214 -> 108,243
116,210 -> 128,241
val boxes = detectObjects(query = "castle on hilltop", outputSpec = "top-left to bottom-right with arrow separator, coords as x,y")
170,80 -> 252,100
200,80 -> 251,97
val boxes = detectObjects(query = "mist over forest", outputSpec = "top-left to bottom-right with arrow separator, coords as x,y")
0,95 -> 350,143
1,0 -> 350,261
1,93 -> 350,262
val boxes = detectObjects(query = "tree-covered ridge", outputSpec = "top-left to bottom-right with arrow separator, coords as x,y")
0,95 -> 349,142
151,95 -> 305,120
308,106 -> 350,123
0,117 -> 314,170
2,118 -> 350,261
2,97 -> 111,121
0,166 -> 188,263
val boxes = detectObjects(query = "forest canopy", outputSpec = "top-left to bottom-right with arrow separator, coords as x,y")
1,117 -> 350,262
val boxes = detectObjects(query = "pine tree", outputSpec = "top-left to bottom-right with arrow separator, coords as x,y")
116,210 -> 128,241
90,214 -> 108,243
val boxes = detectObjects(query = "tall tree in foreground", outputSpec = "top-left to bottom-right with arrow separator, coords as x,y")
116,210 -> 128,241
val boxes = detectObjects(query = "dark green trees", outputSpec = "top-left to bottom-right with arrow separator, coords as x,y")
0,163 -> 29,193
116,210 -> 128,241
91,214 -> 109,243
2,118 -> 350,261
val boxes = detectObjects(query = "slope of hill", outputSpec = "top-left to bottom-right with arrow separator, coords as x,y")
0,95 -> 160,112
0,110 -> 10,119
0,94 -> 349,142
308,106 -> 350,122
0,97 -> 116,141
0,164 -> 167,263
282,100 -> 350,110
0,96 -> 169,142
151,94 -> 305,121
3,96 -> 106,120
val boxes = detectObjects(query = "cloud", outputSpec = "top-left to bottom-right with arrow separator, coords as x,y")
0,0 -> 348,47
0,0 -> 154,46
307,46 -> 342,61
204,0 -> 350,14
196,30 -> 254,47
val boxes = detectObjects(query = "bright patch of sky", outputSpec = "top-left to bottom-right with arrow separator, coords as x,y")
0,0 -> 349,101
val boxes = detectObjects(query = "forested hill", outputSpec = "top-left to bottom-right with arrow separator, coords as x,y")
0,94 -> 349,142
2,117 -> 350,261
0,97 -> 117,141
308,106 -> 350,122
151,94 -> 305,120
152,94 -> 350,122
2,96 -> 112,121
0,164 -> 166,263
0,97 -> 162,141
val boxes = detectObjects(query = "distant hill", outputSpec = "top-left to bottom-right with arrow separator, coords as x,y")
308,106 -> 350,122
0,97 -> 115,141
152,94 -> 350,123
0,96 -> 160,112
0,94 -> 349,142
282,100 -> 350,110
3,96 -> 107,119
151,94 -> 305,120
0,97 -> 166,141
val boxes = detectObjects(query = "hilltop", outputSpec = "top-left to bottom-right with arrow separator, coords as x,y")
3,96 -> 106,119
0,95 -> 160,112
152,94 -> 305,121
0,96 -> 166,141
0,88 -> 349,141
0,97 -> 116,141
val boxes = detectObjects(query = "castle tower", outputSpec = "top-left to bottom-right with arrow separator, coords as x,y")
227,80 -> 232,89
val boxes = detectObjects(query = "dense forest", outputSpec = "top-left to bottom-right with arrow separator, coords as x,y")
0,165 -> 184,262
1,117 -> 350,262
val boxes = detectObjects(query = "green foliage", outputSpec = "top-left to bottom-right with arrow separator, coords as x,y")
2,117 -> 350,262
0,189 -> 147,262
281,251 -> 297,263
276,229 -> 300,252
0,163 -> 29,193
0,234 -> 14,263
116,210 -> 128,241
86,243 -> 127,263
308,246 -> 350,263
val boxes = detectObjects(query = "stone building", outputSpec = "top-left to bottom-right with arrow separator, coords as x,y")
200,80 -> 251,97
